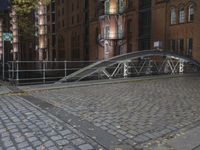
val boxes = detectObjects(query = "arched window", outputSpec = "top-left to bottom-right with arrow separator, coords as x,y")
179,7 -> 185,23
188,4 -> 194,22
170,8 -> 176,25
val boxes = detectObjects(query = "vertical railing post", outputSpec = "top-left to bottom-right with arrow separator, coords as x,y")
12,61 -> 14,81
16,61 -> 19,85
8,62 -> 11,82
2,40 -> 4,80
64,60 -> 67,77
43,61 -> 46,84
123,62 -> 128,78
179,60 -> 184,74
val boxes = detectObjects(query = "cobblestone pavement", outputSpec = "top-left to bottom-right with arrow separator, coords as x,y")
30,76 -> 200,148
0,95 -> 101,150
0,86 -> 11,95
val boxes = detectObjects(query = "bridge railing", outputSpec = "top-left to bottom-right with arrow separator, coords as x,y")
2,58 -> 198,85
61,59 -> 200,82
4,61 -> 96,85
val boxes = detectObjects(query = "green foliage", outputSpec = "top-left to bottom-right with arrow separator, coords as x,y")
11,0 -> 50,35
12,0 -> 50,14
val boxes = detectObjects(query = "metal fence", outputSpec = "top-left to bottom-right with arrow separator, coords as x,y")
0,61 -> 96,85
0,58 -> 199,85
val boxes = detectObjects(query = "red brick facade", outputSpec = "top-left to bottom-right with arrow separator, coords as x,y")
47,0 -> 200,62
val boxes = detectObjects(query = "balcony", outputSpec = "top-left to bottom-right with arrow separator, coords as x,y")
98,1 -> 126,16
103,32 -> 124,40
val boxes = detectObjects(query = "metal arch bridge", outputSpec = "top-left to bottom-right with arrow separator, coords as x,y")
59,50 -> 200,82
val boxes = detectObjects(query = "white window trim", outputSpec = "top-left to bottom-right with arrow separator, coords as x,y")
188,5 -> 194,22
179,8 -> 185,23
170,8 -> 176,25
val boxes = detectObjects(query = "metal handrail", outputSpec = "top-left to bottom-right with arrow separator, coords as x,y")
3,60 -> 97,85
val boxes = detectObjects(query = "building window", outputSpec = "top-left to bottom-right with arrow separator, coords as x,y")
187,38 -> 193,57
170,40 -> 176,52
178,39 -> 184,54
118,24 -> 123,38
179,7 -> 185,23
51,2 -> 55,12
119,0 -> 125,13
104,25 -> 110,39
139,0 -> 151,9
128,0 -> 133,8
170,8 -> 176,25
52,14 -> 55,22
188,5 -> 194,22
105,0 -> 110,14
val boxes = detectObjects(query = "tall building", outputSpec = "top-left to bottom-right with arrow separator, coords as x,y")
47,0 -> 200,62
47,0 -> 90,61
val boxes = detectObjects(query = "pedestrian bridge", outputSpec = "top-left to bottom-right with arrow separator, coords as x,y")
59,50 -> 200,82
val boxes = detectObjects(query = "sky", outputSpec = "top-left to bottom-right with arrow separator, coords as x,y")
0,0 -> 10,12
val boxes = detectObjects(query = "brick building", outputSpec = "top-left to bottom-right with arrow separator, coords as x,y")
46,0 -> 200,62
47,0 -> 90,61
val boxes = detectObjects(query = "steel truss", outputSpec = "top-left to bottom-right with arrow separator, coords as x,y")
98,56 -> 189,79
60,50 -> 200,82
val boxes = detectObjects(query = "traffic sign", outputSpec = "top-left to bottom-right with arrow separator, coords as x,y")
3,33 -> 13,41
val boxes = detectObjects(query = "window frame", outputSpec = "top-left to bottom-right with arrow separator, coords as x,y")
170,8 -> 176,25
179,7 -> 185,24
188,4 -> 194,22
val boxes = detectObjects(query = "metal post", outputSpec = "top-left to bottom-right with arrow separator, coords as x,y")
2,39 -> 4,80
179,60 -> 184,74
16,61 -> 19,84
8,62 -> 11,82
12,61 -> 14,82
64,60 -> 67,77
123,62 -> 128,78
43,61 -> 46,84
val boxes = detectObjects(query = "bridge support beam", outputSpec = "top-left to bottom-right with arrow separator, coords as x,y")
123,62 -> 129,78
179,60 -> 184,74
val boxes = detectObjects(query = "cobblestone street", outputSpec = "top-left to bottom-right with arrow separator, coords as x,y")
0,95 -> 101,150
0,86 -> 10,95
0,75 -> 200,149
